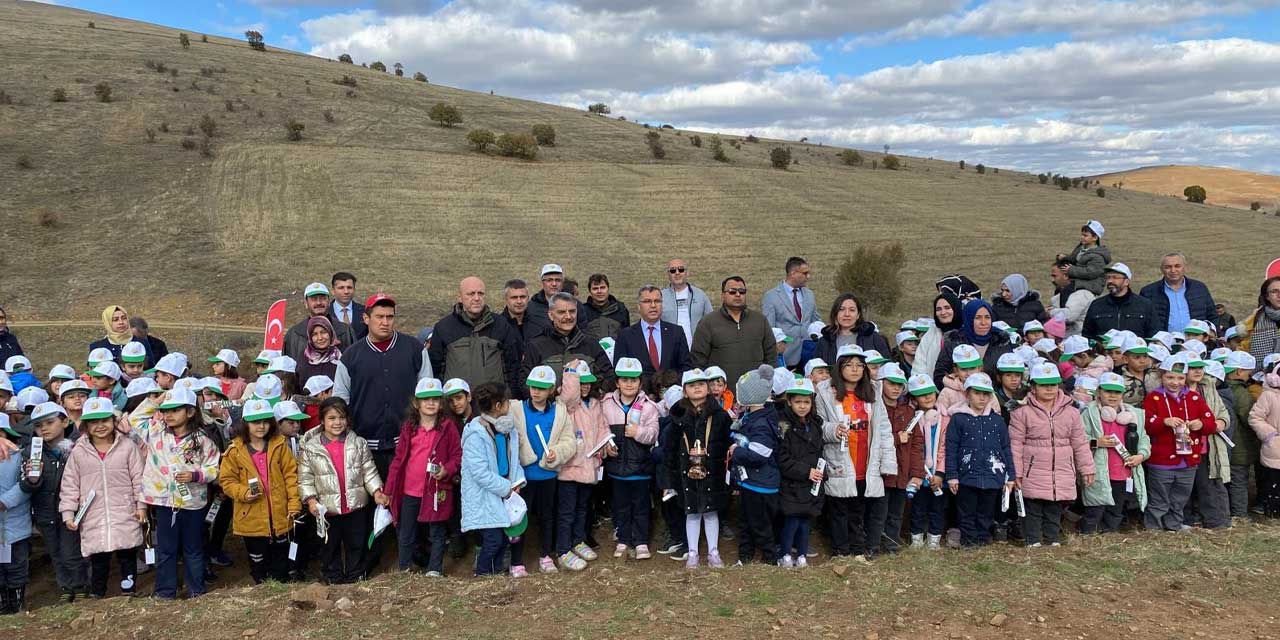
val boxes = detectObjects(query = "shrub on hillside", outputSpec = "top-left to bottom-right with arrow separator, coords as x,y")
180,137 -> 197,150
198,114 -> 217,137
496,132 -> 538,160
871,160 -> 878,169
1096,187 -> 1106,198
413,72 -> 427,82
394,63 -> 404,77
246,30 -> 265,51
838,149 -> 863,166
959,160 -> 965,170
881,154 -> 901,170
0,90 -> 11,105
710,136 -> 728,162
531,124 -> 556,146
745,134 -> 759,143
322,108 -> 335,123
370,61 -> 387,72
690,135 -> 702,147
35,209 -> 59,228
16,155 -> 32,170
201,34 -> 208,43
333,75 -> 358,87
467,128 -> 496,151
1184,185 -> 1207,203
179,33 -> 190,49
587,103 -> 610,114
159,121 -> 169,133
834,243 -> 907,317
199,137 -> 214,158
1038,173 -> 1049,184
87,21 -> 95,28
975,163 -> 985,174
339,53 -> 353,64
51,88 -> 67,102
285,119 -> 305,141
428,102 -> 462,127
145,128 -> 156,143
93,82 -> 112,103
646,131 -> 666,159
769,146 -> 792,170
225,99 -> 235,112
1252,201 -> 1262,211
729,139 -> 741,150
345,90 -> 357,98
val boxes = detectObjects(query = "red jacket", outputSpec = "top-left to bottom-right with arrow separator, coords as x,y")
883,401 -> 915,490
385,416 -> 462,524
1143,387 -> 1217,467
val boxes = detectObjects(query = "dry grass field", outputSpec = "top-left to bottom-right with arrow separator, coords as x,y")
4,0 -> 1278,351
1094,165 -> 1280,212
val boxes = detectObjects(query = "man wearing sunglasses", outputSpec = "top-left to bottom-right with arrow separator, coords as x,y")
661,259 -> 714,349
690,276 -> 775,385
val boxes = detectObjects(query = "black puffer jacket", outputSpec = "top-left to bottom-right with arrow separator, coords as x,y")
991,291 -> 1049,330
581,295 -> 631,342
521,326 -> 615,387
814,322 -> 891,365
21,437 -> 75,526
775,405 -> 824,517
429,305 -> 523,394
663,399 -> 732,514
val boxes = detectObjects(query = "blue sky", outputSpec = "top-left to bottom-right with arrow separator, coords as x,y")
51,0 -> 1280,175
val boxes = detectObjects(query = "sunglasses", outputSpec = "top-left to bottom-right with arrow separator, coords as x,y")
668,267 -> 686,274
725,288 -> 747,295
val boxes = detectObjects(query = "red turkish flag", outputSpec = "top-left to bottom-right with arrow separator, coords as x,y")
1268,258 -> 1280,280
264,299 -> 287,350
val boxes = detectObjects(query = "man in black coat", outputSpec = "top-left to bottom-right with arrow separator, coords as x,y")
429,277 -> 523,395
1137,253 -> 1219,333
525,264 -> 588,337
1083,263 -> 1157,341
615,285 -> 689,381
522,292 -> 614,386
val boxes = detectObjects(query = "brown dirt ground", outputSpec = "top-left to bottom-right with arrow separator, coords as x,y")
1092,165 -> 1280,211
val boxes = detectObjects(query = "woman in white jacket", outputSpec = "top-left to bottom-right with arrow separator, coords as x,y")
815,345 -> 897,560
912,293 -> 963,380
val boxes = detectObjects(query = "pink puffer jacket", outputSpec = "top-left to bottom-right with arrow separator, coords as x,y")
557,388 -> 610,485
1009,391 -> 1095,501
59,434 -> 146,557
1249,387 -> 1280,470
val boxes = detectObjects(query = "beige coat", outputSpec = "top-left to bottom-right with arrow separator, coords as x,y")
297,428 -> 383,514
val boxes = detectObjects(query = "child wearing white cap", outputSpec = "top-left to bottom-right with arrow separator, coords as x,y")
21,402 -> 87,601
775,378 -> 822,568
663,368 -> 733,569
877,363 -> 913,554
944,373 -> 1015,547
547,362 -> 610,569
903,375 -> 946,549
507,365 -> 576,576
86,362 -> 126,412
893,330 -> 920,373
938,344 -> 985,415
1057,220 -> 1111,296
1079,373 -> 1149,534
1185,359 -> 1232,529
1223,352 -> 1257,520
208,349 -> 247,402
804,358 -> 831,385
600,358 -> 660,562
703,367 -> 735,418
1141,355 -> 1219,531
57,380 -> 92,427
385,378 -> 462,576
59,397 -> 146,599
1009,364 -> 1095,547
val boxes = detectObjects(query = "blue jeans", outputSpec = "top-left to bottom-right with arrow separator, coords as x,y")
473,528 -> 508,576
779,516 -> 811,556
397,496 -> 449,572
153,506 -> 207,598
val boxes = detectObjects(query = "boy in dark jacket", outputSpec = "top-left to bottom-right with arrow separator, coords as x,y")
729,366 -> 782,565
20,403 -> 87,601
775,379 -> 823,568
945,374 -> 1017,547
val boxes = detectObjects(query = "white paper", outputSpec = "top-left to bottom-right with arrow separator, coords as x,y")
144,548 -> 156,565
588,433 -> 616,457
314,503 -> 330,543
288,541 -> 299,561
1001,484 -> 1011,512
74,489 -> 97,527
205,495 -> 224,524
1125,477 -> 1134,493
662,489 -> 677,502
595,465 -> 604,482
810,459 -> 827,496
371,505 -> 393,539
0,543 -> 11,563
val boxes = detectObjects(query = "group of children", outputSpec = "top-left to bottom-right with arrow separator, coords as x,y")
1,302 -> 1279,612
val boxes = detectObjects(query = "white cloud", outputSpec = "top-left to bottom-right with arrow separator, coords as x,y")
302,6 -> 817,92
847,0 -> 1280,47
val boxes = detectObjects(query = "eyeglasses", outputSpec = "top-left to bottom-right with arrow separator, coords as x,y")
668,267 -> 686,274
725,288 -> 747,295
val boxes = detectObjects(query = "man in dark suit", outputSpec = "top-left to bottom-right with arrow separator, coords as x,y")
615,285 -> 689,381
331,271 -> 368,340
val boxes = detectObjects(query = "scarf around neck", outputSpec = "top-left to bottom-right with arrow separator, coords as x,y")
962,298 -> 996,346
101,305 -> 133,345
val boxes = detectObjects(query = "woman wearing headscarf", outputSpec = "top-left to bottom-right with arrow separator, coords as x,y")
296,316 -> 342,384
931,299 -> 1015,389
912,293 -> 963,380
0,305 -> 22,364
991,274 -> 1049,330
88,305 -> 151,365
815,294 -> 891,369
1243,276 -> 1280,372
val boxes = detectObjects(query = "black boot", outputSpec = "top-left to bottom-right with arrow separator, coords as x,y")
0,588 -> 12,615
10,588 -> 25,614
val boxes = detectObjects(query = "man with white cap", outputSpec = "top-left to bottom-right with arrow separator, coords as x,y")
763,257 -> 819,367
661,258 -> 714,349
1139,252 -> 1219,334
525,264 -> 588,337
284,281 -> 355,365
1082,263 -> 1157,342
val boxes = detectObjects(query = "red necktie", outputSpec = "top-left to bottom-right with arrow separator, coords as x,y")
647,325 -> 660,370
792,288 -> 803,322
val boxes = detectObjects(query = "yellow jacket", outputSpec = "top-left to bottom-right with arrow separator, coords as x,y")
219,435 -> 301,538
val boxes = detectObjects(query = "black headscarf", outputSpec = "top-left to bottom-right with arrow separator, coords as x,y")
933,292 -> 963,334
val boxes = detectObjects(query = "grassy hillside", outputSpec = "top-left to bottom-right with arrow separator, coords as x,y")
2,0 -> 1278,352
1092,165 -> 1280,212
